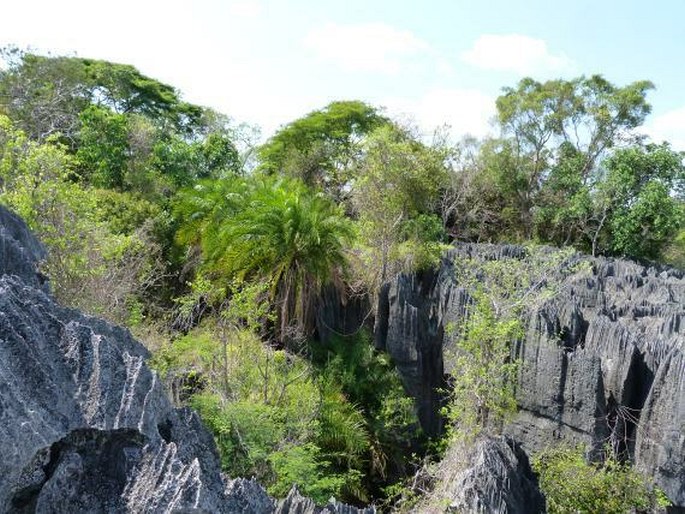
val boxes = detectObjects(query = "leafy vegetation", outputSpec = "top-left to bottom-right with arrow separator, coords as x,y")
351,124 -> 449,289
258,100 -> 387,201
154,289 -> 418,504
533,446 -> 671,514
443,247 -> 587,441
1,47 -> 682,508
174,176 -> 354,344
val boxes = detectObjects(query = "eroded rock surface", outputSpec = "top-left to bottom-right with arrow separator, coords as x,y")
0,205 -> 372,513
375,244 -> 685,507
275,486 -> 376,514
414,436 -> 545,514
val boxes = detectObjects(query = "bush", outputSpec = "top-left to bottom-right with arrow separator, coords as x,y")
154,323 -> 370,504
443,247 -> 589,442
311,332 -> 421,498
532,446 -> 671,514
0,116 -> 163,323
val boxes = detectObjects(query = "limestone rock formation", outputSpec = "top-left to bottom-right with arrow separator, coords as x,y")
414,436 -> 546,514
0,206 -> 46,289
275,487 -> 375,514
375,243 -> 685,507
0,204 -> 372,513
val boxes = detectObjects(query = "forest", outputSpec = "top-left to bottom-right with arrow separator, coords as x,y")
0,48 -> 682,512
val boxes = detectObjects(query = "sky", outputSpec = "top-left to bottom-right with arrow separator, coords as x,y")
1,0 -> 684,148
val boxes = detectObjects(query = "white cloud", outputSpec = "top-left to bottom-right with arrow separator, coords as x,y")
383,88 -> 496,140
304,22 -> 430,74
643,106 -> 685,151
461,34 -> 573,76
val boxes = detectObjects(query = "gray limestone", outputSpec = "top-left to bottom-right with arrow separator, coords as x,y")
375,243 -> 685,507
413,436 -> 546,514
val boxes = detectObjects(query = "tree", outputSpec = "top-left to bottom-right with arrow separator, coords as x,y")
76,105 -> 130,189
258,100 -> 388,201
598,143 -> 685,259
497,76 -> 653,175
175,176 -> 354,343
493,76 -> 654,240
351,124 -> 449,287
81,58 -> 202,130
444,247 -> 585,440
0,50 -> 205,144
0,50 -> 90,145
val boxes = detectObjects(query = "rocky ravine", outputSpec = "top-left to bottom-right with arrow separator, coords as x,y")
374,244 -> 685,508
0,204 -> 375,514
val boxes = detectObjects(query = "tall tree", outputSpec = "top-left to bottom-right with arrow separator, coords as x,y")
352,125 -> 448,286
600,143 -> 685,259
258,100 -> 388,201
494,75 -> 654,239
175,176 -> 354,343
76,105 -> 130,189
0,51 -> 205,143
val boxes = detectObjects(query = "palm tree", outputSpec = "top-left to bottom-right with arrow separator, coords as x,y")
176,175 -> 354,343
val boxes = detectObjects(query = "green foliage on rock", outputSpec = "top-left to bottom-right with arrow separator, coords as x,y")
444,247 -> 587,441
4,46 -> 685,511
155,318 -> 417,504
493,75 -> 654,241
532,446 -> 671,514
445,288 -> 522,437
442,75 -> 684,263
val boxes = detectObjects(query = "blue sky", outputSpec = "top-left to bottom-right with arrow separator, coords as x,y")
1,0 -> 683,147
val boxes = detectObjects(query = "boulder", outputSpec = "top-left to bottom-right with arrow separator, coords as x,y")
413,436 -> 545,514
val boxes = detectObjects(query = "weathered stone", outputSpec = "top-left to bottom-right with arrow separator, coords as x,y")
0,206 -> 46,289
223,478 -> 275,514
414,436 -> 545,514
275,486 -> 375,514
375,243 -> 685,507
316,284 -> 372,344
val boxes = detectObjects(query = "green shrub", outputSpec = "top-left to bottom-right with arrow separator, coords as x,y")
312,332 -> 420,498
155,324 -> 370,503
268,443 -> 362,505
532,446 -> 671,514
0,116 -> 163,322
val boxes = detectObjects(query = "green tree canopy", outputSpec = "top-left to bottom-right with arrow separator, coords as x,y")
258,100 -> 388,200
76,105 -> 130,189
351,124 -> 449,286
601,143 -> 685,259
492,75 -> 654,239
0,50 -> 205,142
